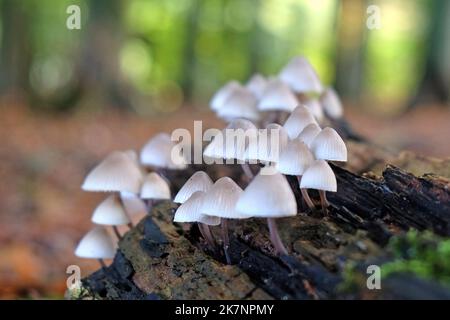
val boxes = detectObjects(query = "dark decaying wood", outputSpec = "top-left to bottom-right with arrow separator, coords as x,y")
77,148 -> 450,300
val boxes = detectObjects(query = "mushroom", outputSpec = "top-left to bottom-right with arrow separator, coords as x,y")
235,169 -> 297,255
216,87 -> 260,122
278,56 -> 323,100
174,191 -> 220,250
82,150 -> 143,194
276,138 -> 315,210
283,105 -> 318,139
303,98 -> 324,123
245,73 -> 267,99
140,172 -> 171,213
91,194 -> 131,239
174,171 -> 213,204
300,160 -> 337,214
297,123 -> 322,147
203,119 -> 258,179
210,80 -> 242,112
75,226 -> 116,268
120,191 -> 147,225
201,177 -> 245,264
320,87 -> 343,120
140,132 -> 188,172
257,79 -> 298,124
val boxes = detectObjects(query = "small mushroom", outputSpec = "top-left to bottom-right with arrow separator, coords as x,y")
235,169 -> 297,255
75,226 -> 116,268
201,177 -> 245,264
210,80 -> 242,112
278,56 -> 323,99
140,172 -> 171,213
82,151 -> 143,194
311,127 -> 347,162
303,98 -> 324,123
297,123 -> 322,147
257,79 -> 298,123
216,87 -> 260,122
91,194 -> 132,239
320,87 -> 343,120
245,73 -> 267,99
276,139 -> 315,210
174,191 -> 220,250
300,160 -> 337,214
140,132 -> 188,171
283,105 -> 318,139
174,171 -> 213,204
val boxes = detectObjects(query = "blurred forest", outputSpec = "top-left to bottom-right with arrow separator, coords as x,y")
1,0 -> 449,115
0,0 -> 450,299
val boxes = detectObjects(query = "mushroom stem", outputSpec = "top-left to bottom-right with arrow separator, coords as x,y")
221,218 -> 231,265
319,190 -> 329,214
198,223 -> 216,249
267,218 -> 288,256
127,222 -> 134,229
241,163 -> 254,180
98,258 -> 107,269
112,226 -> 122,240
297,176 -> 315,210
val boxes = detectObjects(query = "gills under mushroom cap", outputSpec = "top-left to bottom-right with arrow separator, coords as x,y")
174,171 -> 213,204
82,151 -> 143,194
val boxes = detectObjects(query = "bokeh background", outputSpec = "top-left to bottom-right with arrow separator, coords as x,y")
0,0 -> 449,299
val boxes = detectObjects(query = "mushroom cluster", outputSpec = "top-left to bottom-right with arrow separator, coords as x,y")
75,56 -> 348,269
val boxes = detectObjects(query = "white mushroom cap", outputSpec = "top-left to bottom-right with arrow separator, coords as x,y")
140,133 -> 188,170
217,87 -> 260,121
91,194 -> 131,226
297,123 -> 322,147
311,127 -> 347,162
201,177 -> 246,219
210,81 -> 242,112
300,160 -> 337,192
276,139 -> 315,176
303,99 -> 324,122
174,171 -> 213,204
320,87 -> 343,119
283,105 -> 318,139
75,226 -> 116,259
203,119 -> 258,162
257,79 -> 298,112
120,191 -> 147,216
278,56 -> 323,94
235,170 -> 297,218
174,191 -> 221,226
82,151 -> 143,194
140,172 -> 171,200
246,73 -> 267,98
249,123 -> 289,163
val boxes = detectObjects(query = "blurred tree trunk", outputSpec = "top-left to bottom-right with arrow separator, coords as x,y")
409,0 -> 450,108
0,0 -> 32,96
333,0 -> 368,102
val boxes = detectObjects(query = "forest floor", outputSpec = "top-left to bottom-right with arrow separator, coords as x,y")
0,102 -> 449,299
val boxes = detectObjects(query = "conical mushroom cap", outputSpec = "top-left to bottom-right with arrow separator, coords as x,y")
283,105 -> 318,139
140,133 -> 188,169
210,81 -> 242,112
75,226 -> 116,259
120,191 -> 147,216
320,87 -> 343,119
174,191 -> 221,225
303,99 -> 324,122
140,172 -> 171,200
174,171 -> 213,204
311,127 -> 347,162
244,123 -> 288,163
82,151 -> 143,194
217,87 -> 260,121
201,177 -> 245,219
297,123 -> 322,147
246,73 -> 267,98
276,139 -> 314,176
300,159 -> 337,192
279,56 -> 323,94
91,194 -> 131,226
235,171 -> 297,218
257,79 -> 298,112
